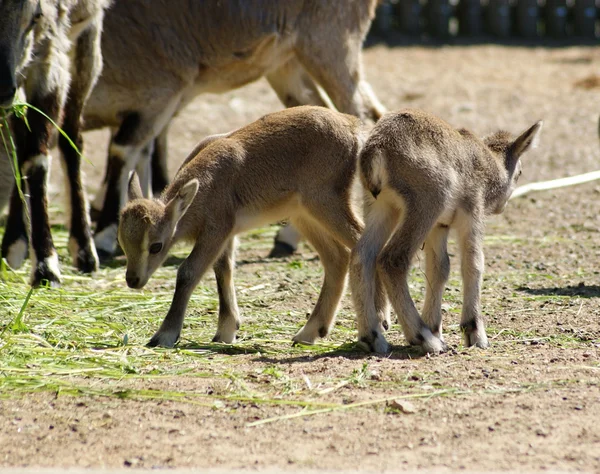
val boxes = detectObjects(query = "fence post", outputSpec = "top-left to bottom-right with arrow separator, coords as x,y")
516,0 -> 540,38
487,0 -> 513,37
573,0 -> 597,38
427,0 -> 453,38
458,0 -> 483,36
545,0 -> 569,38
398,0 -> 423,35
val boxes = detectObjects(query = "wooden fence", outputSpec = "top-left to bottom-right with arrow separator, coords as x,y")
373,1 -> 599,39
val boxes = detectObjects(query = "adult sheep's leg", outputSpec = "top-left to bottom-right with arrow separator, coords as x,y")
265,58 -> 332,258
150,125 -> 170,196
295,24 -> 385,123
2,45 -> 70,286
0,146 -> 13,216
94,97 -> 181,259
58,16 -> 105,274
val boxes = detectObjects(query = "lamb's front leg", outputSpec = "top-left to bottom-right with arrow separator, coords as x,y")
147,235 -> 228,348
212,237 -> 241,344
457,215 -> 489,349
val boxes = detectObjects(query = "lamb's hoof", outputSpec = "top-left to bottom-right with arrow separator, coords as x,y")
461,321 -> 489,349
147,330 -> 180,348
267,241 -> 296,258
292,333 -> 317,346
212,333 -> 236,344
420,336 -> 447,355
359,331 -> 390,354
465,332 -> 489,349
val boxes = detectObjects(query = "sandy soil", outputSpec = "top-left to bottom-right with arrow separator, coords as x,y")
2,44 -> 600,472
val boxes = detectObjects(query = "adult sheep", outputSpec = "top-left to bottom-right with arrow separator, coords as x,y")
0,0 -> 111,286
82,0 -> 386,259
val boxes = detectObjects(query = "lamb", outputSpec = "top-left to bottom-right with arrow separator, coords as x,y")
0,0 -> 110,286
350,109 -> 542,354
118,106 -> 388,348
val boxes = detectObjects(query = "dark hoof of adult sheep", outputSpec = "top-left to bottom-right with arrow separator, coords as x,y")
267,241 -> 296,258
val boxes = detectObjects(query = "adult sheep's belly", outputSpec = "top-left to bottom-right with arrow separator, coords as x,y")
190,34 -> 297,95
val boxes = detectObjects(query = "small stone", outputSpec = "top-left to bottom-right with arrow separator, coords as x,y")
389,400 -> 417,414
370,371 -> 382,381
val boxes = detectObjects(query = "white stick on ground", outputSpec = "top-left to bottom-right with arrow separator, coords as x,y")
510,170 -> 600,200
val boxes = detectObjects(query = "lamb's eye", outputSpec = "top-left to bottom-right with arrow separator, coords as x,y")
149,243 -> 163,255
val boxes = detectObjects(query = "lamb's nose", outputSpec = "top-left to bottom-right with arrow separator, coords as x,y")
126,274 -> 140,288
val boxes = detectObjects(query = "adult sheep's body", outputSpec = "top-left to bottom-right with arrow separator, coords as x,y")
81,0 -> 385,258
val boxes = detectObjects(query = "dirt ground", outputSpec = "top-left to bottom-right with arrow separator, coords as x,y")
2,44 -> 600,472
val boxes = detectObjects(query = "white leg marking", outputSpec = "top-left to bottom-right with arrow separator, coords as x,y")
275,224 -> 301,250
29,250 -> 61,287
22,153 -> 51,174
5,238 -> 28,269
94,223 -> 119,255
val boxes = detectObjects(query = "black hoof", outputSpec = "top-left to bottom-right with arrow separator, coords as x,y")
96,248 -> 115,264
267,241 -> 296,258
146,332 -> 179,348
76,250 -> 99,274
146,338 -> 159,348
31,266 -> 61,289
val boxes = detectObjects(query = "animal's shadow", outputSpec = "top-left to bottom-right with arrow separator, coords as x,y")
517,283 -> 600,298
175,339 -> 436,362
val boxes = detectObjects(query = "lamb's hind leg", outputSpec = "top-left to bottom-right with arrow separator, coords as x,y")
291,216 -> 351,345
422,224 -> 450,340
350,195 -> 398,353
59,17 -> 104,274
211,237 -> 241,344
379,202 -> 446,355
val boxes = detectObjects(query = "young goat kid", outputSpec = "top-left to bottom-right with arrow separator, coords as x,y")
118,106 -> 386,348
350,109 -> 542,354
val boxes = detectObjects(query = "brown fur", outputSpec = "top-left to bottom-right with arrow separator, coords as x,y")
118,106 -> 388,348
350,108 -> 542,354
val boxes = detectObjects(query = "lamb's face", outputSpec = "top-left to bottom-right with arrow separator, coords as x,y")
118,200 -> 173,289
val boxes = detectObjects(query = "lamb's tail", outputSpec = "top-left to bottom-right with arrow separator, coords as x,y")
359,145 -> 386,199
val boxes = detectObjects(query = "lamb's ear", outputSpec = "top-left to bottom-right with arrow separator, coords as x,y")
166,179 -> 199,225
128,172 -> 144,201
510,121 -> 543,160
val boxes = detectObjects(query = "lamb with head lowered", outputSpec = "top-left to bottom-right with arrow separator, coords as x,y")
117,106 -> 389,348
